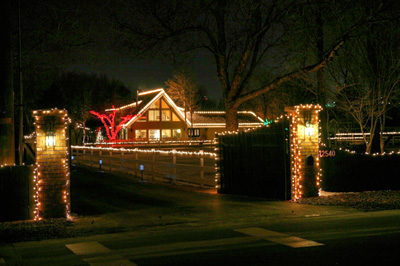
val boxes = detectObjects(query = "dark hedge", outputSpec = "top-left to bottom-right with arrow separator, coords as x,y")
320,150 -> 400,192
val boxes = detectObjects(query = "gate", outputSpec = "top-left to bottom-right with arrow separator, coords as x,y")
216,105 -> 322,201
216,118 -> 291,200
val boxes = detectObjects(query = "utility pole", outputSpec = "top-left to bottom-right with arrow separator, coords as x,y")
18,0 -> 24,165
0,0 -> 15,165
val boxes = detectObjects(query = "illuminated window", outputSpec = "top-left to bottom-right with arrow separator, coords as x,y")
162,129 -> 171,138
137,115 -> 147,122
172,112 -> 180,121
173,129 -> 182,138
149,129 -> 160,139
148,110 -> 160,121
161,99 -> 169,109
135,129 -> 147,139
162,110 -> 171,121
149,100 -> 160,109
122,128 -> 129,140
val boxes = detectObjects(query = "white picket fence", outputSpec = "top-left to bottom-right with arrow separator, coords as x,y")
71,146 -> 217,188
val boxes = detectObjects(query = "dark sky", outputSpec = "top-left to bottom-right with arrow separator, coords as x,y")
68,52 -> 223,100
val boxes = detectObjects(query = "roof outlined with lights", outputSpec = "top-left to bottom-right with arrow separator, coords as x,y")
109,88 -> 264,128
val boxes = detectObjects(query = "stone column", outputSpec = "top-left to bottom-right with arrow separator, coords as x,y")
34,109 -> 70,219
287,105 -> 321,200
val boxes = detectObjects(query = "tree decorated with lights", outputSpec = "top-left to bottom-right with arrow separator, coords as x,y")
90,107 -> 133,141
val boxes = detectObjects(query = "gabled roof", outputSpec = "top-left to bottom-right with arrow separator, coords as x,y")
120,88 -> 189,127
111,88 -> 264,128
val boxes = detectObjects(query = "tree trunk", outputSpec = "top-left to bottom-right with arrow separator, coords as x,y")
370,119 -> 381,154
379,115 -> 385,153
225,102 -> 238,131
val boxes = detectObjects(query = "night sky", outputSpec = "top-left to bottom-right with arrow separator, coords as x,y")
67,51 -> 223,100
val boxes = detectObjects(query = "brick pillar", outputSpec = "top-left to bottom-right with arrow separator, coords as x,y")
287,105 -> 321,200
34,109 -> 70,219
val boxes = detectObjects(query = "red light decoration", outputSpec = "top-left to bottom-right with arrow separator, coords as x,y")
90,106 -> 133,141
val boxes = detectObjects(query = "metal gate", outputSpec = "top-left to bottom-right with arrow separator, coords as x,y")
216,118 -> 291,200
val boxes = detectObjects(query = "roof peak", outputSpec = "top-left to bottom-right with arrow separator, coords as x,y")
138,88 -> 165,96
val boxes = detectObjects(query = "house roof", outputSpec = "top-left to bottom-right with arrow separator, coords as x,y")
190,111 -> 264,128
110,88 -> 264,128
120,88 -> 188,127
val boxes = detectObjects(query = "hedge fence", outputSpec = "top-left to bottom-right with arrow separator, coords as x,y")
320,150 -> 400,192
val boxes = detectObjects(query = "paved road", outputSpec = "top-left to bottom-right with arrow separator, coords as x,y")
1,167 -> 400,265
2,210 -> 400,265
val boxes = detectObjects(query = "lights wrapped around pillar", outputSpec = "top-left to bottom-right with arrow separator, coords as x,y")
33,108 -> 71,220
285,104 -> 322,200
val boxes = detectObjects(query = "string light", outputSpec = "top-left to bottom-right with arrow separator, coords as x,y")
105,100 -> 143,112
72,145 -> 217,157
108,88 -> 264,131
33,108 -> 71,220
90,106 -> 133,141
290,105 -> 322,201
90,139 -> 216,146
124,88 -> 190,127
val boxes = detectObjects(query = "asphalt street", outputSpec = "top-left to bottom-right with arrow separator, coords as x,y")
1,167 -> 400,265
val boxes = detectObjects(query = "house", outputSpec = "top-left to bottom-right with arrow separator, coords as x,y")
107,88 -> 264,141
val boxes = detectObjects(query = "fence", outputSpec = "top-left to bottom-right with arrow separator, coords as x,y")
71,146 -> 217,188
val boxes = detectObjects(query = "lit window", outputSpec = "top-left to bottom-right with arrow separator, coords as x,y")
122,128 -> 129,140
172,112 -> 180,121
162,129 -> 171,138
137,115 -> 147,122
149,129 -> 160,139
162,110 -> 171,121
173,129 -> 181,138
149,100 -> 160,109
161,99 -> 169,109
135,130 -> 147,139
148,110 -> 160,121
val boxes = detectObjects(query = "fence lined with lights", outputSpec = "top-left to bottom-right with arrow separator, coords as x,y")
89,139 -> 216,147
71,146 -> 217,188
33,108 -> 71,220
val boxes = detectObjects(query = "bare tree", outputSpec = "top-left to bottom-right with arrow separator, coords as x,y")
329,21 -> 400,153
109,0 -> 389,130
165,71 -> 202,136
